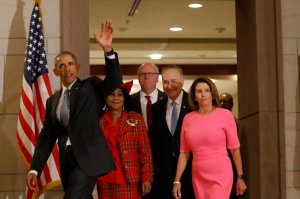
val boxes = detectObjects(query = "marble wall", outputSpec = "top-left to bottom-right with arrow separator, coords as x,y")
281,0 -> 300,198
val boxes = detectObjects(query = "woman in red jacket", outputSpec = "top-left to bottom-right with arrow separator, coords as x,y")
97,81 -> 153,199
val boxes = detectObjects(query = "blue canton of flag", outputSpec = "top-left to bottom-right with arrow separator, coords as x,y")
24,4 -> 48,86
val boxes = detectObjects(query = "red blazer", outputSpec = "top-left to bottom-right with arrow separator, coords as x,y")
100,111 -> 153,183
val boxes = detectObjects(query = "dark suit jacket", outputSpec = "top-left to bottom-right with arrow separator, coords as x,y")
149,91 -> 195,199
130,89 -> 165,114
30,53 -> 122,179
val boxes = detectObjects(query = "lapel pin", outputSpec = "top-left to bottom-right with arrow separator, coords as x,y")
126,119 -> 138,127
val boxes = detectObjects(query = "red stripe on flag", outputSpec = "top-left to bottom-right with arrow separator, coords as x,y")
42,160 -> 52,183
18,110 -> 36,146
34,82 -> 46,122
21,88 -> 34,117
17,133 -> 33,167
42,74 -> 52,97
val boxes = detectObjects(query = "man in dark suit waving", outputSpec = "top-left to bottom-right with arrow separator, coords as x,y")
130,63 -> 165,130
26,20 -> 121,199
149,65 -> 195,199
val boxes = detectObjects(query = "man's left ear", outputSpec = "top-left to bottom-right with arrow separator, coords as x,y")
76,63 -> 80,71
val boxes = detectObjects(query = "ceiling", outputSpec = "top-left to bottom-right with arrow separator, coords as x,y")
89,0 -> 236,65
88,0 -> 238,115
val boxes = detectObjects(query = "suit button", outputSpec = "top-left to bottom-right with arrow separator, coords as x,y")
125,166 -> 128,169
123,150 -> 127,154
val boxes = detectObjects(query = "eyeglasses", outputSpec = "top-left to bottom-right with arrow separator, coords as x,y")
138,72 -> 158,78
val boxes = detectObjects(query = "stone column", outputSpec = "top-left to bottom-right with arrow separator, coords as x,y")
236,0 -> 285,198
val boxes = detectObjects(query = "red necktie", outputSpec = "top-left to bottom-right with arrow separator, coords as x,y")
145,96 -> 152,129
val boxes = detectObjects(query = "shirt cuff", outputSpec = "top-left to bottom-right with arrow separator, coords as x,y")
29,170 -> 38,175
106,53 -> 116,59
105,49 -> 115,59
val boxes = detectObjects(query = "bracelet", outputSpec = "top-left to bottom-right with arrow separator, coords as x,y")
237,174 -> 244,180
173,181 -> 181,185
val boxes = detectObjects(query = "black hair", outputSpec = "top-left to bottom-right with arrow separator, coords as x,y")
100,87 -> 132,117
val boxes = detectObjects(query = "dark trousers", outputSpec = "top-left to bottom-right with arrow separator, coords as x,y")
230,193 -> 240,199
60,146 -> 97,199
146,158 -> 195,199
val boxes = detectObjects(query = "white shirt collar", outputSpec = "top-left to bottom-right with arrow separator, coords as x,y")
140,89 -> 158,100
62,79 -> 77,93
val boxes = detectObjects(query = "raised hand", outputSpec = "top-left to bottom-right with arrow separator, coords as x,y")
93,20 -> 113,52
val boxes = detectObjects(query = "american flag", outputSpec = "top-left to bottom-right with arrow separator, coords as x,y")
16,3 -> 61,198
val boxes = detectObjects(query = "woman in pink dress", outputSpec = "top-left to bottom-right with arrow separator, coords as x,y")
172,76 -> 247,199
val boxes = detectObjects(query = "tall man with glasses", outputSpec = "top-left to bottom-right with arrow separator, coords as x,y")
26,20 -> 122,199
130,63 -> 165,131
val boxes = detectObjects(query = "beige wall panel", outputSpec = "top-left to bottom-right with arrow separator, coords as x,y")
285,146 -> 300,171
277,0 -> 299,197
0,1 -> 26,38
44,189 -> 64,199
1,39 -> 27,55
285,112 -> 300,145
4,55 -> 23,114
286,171 -> 300,188
286,187 -> 300,199
1,192 -> 25,199
283,39 -> 298,55
0,115 -> 25,173
39,0 -> 61,38
281,0 -> 300,38
0,174 -> 26,191
283,55 -> 300,112
47,38 -> 61,55
0,55 -> 4,114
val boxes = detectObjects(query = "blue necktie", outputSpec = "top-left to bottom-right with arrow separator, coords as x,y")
60,89 -> 70,126
171,101 -> 178,135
